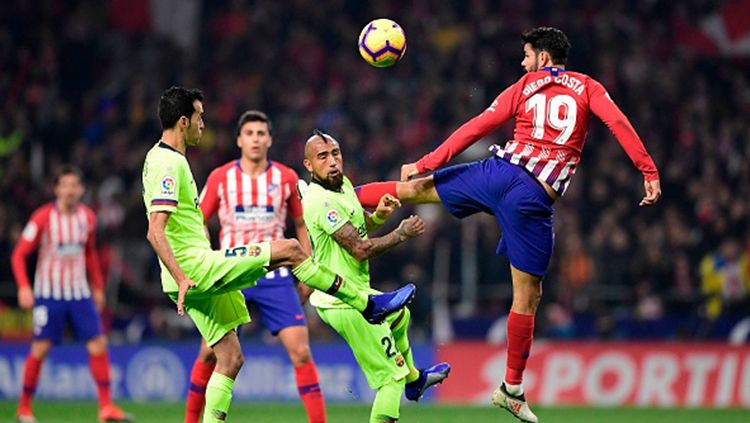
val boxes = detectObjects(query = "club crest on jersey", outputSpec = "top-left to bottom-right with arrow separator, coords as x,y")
248,245 -> 262,257
161,176 -> 176,196
267,183 -> 279,192
326,209 -> 341,227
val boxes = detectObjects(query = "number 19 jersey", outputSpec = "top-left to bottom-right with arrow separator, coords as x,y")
415,67 -> 659,196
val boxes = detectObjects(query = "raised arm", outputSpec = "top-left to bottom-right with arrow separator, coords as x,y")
332,215 -> 425,262
403,81 -> 521,180
146,211 -> 194,315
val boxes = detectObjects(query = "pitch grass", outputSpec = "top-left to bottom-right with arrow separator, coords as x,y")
1,401 -> 748,422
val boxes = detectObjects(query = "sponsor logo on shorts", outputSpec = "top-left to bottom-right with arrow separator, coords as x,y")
295,314 -> 304,320
248,245 -> 262,257
161,176 -> 176,196
326,209 -> 341,227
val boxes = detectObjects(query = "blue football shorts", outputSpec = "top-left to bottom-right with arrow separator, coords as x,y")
434,156 -> 555,276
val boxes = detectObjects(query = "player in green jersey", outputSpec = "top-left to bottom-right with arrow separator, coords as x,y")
142,87 -> 416,423
299,130 -> 451,423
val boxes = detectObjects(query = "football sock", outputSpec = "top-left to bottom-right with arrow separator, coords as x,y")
390,309 -> 419,383
295,362 -> 326,423
505,311 -> 535,386
89,352 -> 113,408
292,258 -> 368,311
203,372 -> 234,423
185,358 -> 216,423
19,355 -> 43,410
370,378 -> 405,423
355,182 -> 398,208
505,382 -> 524,396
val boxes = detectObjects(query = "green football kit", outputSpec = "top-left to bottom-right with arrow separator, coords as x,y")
303,177 -> 413,390
142,141 -> 270,345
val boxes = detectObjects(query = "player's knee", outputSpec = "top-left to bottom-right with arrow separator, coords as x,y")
223,351 -> 244,374
289,344 -> 312,366
198,346 -> 217,364
399,177 -> 434,202
274,239 -> 307,266
86,335 -> 108,356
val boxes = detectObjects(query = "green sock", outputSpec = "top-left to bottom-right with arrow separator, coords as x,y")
203,372 -> 234,423
390,309 -> 418,383
292,257 -> 368,311
370,378 -> 405,423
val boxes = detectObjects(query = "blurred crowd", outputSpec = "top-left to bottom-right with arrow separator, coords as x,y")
1,0 -> 749,343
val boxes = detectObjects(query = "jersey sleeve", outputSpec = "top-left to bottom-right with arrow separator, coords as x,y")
145,155 -> 182,213
415,79 -> 522,173
11,207 -> 48,289
199,168 -> 221,222
588,79 -> 660,181
284,168 -> 304,219
84,210 -> 104,291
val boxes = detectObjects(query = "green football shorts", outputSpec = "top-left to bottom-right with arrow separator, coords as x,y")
317,306 -> 410,389
168,242 -> 271,346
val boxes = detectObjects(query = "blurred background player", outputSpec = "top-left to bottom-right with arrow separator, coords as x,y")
144,87 -> 416,423
300,131 -> 450,423
184,111 -> 325,423
11,165 -> 133,423
356,27 -> 661,422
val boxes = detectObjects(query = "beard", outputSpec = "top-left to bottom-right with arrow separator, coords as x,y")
315,172 -> 344,191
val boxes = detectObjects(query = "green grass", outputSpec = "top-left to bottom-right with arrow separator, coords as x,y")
1,402 -> 747,422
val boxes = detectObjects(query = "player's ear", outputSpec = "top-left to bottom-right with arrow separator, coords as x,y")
303,158 -> 313,173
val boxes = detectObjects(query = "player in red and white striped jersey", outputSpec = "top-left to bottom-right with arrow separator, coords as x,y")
184,111 -> 326,423
356,27 -> 661,422
11,165 -> 132,423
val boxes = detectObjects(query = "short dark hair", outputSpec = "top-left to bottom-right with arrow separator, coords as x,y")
54,164 -> 83,185
158,86 -> 204,130
236,110 -> 272,135
521,27 -> 571,65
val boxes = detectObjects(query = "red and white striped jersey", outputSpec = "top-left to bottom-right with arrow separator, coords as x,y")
11,203 -> 104,300
415,67 -> 659,196
199,160 -> 303,279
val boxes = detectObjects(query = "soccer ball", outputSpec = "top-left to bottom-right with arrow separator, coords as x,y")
358,18 -> 407,68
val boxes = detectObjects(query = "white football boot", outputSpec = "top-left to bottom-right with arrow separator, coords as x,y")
491,383 -> 539,423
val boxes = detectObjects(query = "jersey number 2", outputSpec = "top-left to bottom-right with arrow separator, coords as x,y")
525,94 -> 577,145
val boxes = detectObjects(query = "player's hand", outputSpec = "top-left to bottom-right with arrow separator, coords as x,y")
639,179 -> 662,206
397,215 -> 426,240
400,163 -> 420,181
92,289 -> 106,312
297,284 -> 313,306
374,194 -> 401,222
176,278 -> 196,316
18,287 -> 34,310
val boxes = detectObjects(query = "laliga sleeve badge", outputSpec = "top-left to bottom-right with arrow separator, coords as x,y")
161,176 -> 176,196
326,209 -> 341,227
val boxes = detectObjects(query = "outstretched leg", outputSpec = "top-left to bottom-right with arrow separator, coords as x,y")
270,239 -> 415,323
356,176 -> 441,208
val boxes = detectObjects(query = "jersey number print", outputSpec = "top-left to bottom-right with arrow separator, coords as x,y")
525,94 -> 578,145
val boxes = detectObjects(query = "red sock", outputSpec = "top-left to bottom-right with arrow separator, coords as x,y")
355,182 -> 397,208
89,352 -> 113,408
295,362 -> 326,423
505,311 -> 535,385
19,355 -> 43,411
184,359 -> 216,423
